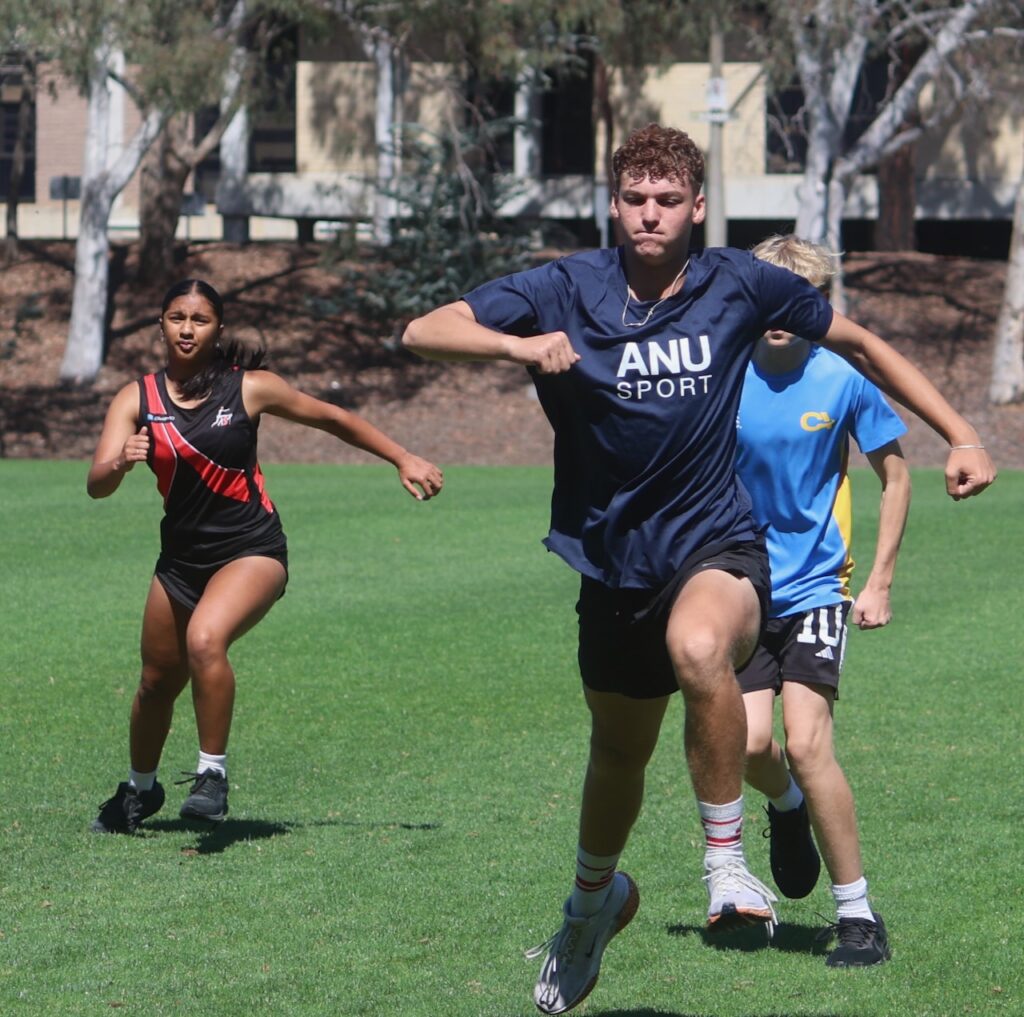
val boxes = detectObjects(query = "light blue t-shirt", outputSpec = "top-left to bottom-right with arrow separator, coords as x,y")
736,344 -> 907,617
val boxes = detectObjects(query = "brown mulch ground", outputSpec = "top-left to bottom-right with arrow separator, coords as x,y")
2,240 -> 1021,468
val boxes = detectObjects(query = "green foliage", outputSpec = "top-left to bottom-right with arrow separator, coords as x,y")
323,122 -> 536,339
1,461 -> 1021,1016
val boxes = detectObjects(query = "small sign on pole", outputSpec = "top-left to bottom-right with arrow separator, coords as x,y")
49,176 -> 81,240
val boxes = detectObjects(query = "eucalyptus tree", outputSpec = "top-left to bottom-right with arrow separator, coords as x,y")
134,0 -> 250,284
46,0 -> 260,382
56,1 -> 166,383
135,1 -> 314,282
742,0 -> 1022,305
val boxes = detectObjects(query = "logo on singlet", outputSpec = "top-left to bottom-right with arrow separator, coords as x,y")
146,412 -> 175,423
212,406 -> 233,428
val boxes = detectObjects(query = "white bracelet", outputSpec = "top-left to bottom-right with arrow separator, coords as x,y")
950,444 -> 985,451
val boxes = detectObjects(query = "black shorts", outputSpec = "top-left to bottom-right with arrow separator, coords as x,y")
735,601 -> 851,697
576,538 -> 771,700
155,547 -> 289,612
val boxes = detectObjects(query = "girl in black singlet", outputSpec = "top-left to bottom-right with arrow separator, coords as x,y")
89,278 -> 444,834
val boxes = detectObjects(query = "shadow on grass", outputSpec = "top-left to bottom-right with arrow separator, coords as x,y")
586,1009 -> 704,1017
666,921 -> 824,955
590,1012 -> 844,1017
144,814 -> 441,855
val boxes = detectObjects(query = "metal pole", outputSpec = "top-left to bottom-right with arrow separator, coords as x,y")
705,19 -> 727,248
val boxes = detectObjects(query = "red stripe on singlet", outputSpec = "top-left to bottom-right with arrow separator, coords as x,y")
143,375 -> 179,503
143,374 -> 251,504
252,463 -> 275,513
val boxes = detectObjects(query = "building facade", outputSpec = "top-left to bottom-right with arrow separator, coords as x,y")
3,26 -> 1020,255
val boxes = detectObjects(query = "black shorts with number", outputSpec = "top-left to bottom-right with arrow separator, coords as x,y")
735,601 -> 851,696
577,538 -> 771,700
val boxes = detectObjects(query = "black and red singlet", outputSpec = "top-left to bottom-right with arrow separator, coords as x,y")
138,368 -> 286,563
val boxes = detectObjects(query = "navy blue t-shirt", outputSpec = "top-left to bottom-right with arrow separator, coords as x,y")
464,246 -> 834,590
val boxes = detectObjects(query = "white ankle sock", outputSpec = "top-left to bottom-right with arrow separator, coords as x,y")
128,769 -> 156,792
769,776 -> 804,813
197,751 -> 227,777
832,876 -> 874,921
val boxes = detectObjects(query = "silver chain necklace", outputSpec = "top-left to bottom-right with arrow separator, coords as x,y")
621,258 -> 690,328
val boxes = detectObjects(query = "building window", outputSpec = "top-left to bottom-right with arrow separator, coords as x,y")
765,58 -> 892,174
465,74 -> 516,173
0,65 -> 36,201
540,57 -> 594,175
466,55 -> 595,178
250,27 -> 298,172
194,27 -> 297,198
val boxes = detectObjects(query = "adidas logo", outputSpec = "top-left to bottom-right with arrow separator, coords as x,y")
815,646 -> 835,660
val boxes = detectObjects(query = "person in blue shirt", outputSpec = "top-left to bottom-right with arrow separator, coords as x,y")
736,234 -> 911,968
403,124 -> 994,1015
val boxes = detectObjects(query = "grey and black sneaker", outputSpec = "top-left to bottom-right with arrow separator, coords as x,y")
526,871 -> 639,1015
766,801 -> 821,899
91,781 -> 165,834
177,770 -> 229,822
821,911 -> 892,968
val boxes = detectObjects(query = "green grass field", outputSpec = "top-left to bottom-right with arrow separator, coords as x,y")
1,460 -> 1020,1017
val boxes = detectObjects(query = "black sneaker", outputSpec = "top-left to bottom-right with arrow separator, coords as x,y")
91,781 -> 165,834
765,801 -> 821,899
178,770 -> 229,822
823,911 -> 892,968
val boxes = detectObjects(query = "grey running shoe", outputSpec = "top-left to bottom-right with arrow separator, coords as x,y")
91,781 -> 165,834
178,770 -> 229,822
704,857 -> 778,934
766,801 -> 821,899
526,871 -> 639,1015
822,911 -> 892,967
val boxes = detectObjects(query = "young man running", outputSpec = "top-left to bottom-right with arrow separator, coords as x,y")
403,124 -> 994,1014
736,234 -> 910,967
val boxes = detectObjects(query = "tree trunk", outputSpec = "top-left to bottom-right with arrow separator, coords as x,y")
60,38 -> 164,384
874,139 -> 917,252
62,180 -> 116,384
989,157 -> 1024,404
137,115 -> 192,285
4,54 -> 35,261
368,29 -> 395,246
217,103 -> 251,243
795,131 -> 833,245
216,2 -> 251,244
60,44 -> 116,384
826,174 -> 847,314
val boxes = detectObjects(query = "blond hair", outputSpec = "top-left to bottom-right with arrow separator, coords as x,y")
751,234 -> 839,291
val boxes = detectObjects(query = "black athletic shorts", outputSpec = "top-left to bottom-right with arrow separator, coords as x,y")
155,547 -> 289,612
576,538 -> 771,700
735,601 -> 851,697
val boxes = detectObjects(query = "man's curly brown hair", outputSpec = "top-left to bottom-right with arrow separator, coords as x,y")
612,123 -> 705,192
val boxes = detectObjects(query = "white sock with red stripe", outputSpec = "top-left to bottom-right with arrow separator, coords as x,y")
568,846 -> 620,917
699,796 -> 745,868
